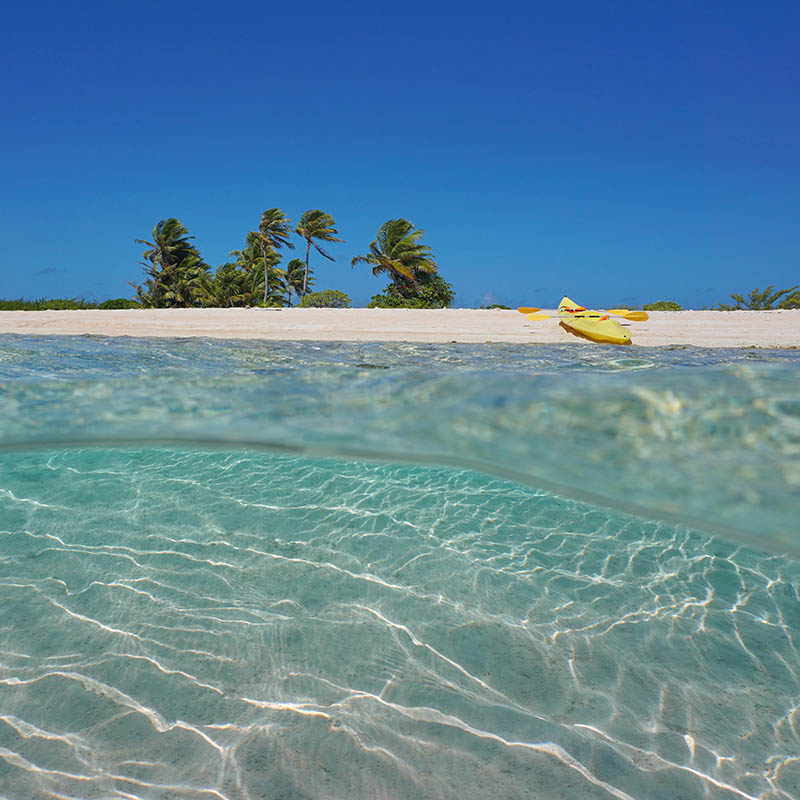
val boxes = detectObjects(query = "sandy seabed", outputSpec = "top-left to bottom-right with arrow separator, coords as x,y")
0,308 -> 799,347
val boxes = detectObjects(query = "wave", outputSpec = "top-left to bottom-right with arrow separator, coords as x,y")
1,335 -> 799,557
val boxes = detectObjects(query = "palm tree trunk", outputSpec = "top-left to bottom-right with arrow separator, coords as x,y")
303,239 -> 310,296
261,240 -> 269,305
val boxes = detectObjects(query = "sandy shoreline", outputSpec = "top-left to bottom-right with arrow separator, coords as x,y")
0,308 -> 798,347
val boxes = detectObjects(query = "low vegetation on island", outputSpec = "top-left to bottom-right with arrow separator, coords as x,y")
298,290 -> 352,308
0,297 -> 140,310
615,287 -> 800,312
713,285 -> 799,310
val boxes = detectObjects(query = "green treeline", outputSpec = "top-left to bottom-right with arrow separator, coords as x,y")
0,298 -> 140,311
642,286 -> 800,311
713,285 -> 799,310
131,211 -> 454,309
4,210 -> 797,310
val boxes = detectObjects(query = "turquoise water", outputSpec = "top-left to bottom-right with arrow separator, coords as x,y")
0,336 -> 799,798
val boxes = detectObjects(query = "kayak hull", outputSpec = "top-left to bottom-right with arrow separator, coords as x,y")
557,296 -> 631,345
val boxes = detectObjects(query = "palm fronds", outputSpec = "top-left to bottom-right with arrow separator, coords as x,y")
295,210 -> 343,296
257,209 -> 294,304
351,218 -> 437,291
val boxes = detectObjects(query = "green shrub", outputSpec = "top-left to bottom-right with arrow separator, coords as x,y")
298,290 -> 352,308
0,297 -> 145,310
481,304 -> 511,310
716,285 -> 799,310
97,298 -> 141,309
368,275 -> 455,308
0,297 -> 98,310
779,291 -> 800,309
643,301 -> 682,311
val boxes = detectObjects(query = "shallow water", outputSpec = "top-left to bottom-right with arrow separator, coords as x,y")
0,336 -> 799,798
2,336 -> 799,554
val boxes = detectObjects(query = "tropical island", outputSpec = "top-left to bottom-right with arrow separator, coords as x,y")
1,209 -> 798,347
2,208 -> 797,314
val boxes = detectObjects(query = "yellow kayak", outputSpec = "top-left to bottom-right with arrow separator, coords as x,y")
558,296 -> 631,345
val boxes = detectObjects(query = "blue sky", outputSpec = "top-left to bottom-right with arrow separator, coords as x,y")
1,0 -> 797,308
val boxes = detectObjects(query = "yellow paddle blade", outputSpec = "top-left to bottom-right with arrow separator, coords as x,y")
526,313 -> 553,320
517,307 -> 541,314
605,309 -> 649,321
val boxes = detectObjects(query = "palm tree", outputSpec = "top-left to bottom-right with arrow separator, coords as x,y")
132,218 -> 209,307
229,231 -> 263,273
284,258 -> 314,305
169,252 -> 211,306
350,218 -> 437,292
258,209 -> 294,305
230,231 -> 286,306
295,210 -> 343,296
194,264 -> 238,307
135,218 -> 196,271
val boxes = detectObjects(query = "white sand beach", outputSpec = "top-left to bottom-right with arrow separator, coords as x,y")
0,308 -> 798,347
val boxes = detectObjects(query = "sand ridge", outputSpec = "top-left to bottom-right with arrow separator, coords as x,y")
0,307 -> 798,347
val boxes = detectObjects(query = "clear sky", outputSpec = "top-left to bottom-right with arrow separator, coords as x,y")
1,0 -> 797,308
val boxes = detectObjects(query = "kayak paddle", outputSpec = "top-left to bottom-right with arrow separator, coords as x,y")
521,306 -> 648,321
526,313 -> 554,320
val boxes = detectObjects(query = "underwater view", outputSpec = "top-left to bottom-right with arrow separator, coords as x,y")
1,336 -> 799,799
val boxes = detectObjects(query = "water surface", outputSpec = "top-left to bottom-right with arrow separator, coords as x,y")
0,336 -> 798,799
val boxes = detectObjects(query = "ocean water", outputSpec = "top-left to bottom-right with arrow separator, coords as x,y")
0,336 -> 798,799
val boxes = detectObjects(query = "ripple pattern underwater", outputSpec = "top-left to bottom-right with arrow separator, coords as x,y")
0,336 -> 798,799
